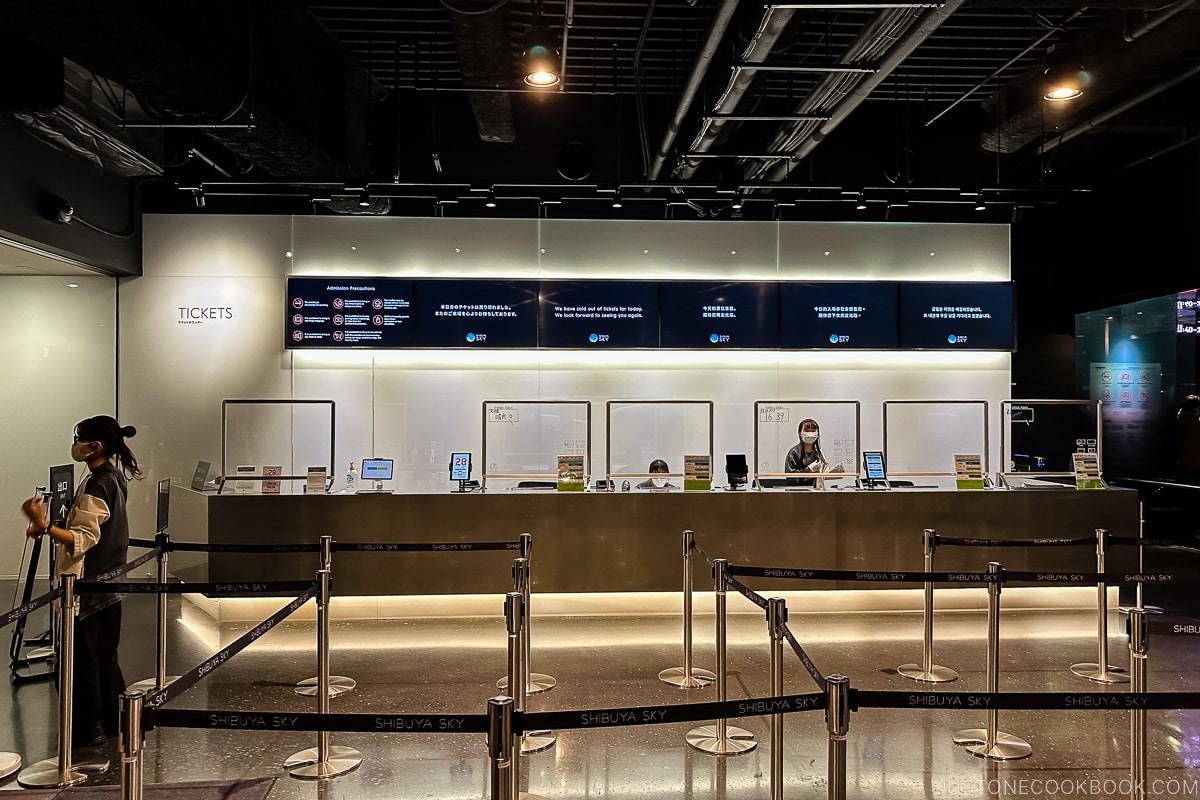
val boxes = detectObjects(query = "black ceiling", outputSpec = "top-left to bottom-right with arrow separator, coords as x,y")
3,0 -> 1200,219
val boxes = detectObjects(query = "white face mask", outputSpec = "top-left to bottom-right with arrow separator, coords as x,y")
651,477 -> 666,488
71,442 -> 94,462
800,432 -> 818,444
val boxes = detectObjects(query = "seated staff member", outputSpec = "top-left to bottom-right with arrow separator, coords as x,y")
636,459 -> 677,489
784,419 -> 844,485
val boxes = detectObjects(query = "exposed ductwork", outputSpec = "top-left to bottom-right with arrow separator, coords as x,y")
443,0 -> 518,143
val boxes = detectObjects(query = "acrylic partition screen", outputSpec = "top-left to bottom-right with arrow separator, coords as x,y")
222,400 -> 334,493
882,400 -> 988,480
606,401 -> 713,482
1002,400 -> 1100,475
482,401 -> 591,489
754,401 -> 860,480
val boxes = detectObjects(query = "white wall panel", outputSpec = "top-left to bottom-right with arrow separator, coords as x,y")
0,277 -> 115,579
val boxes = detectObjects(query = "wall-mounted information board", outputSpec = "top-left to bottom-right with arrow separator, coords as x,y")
285,277 -> 1015,352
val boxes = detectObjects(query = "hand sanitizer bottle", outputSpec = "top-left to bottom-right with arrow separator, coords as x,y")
344,462 -> 359,494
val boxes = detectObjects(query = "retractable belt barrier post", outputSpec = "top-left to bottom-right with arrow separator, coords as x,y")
825,674 -> 849,800
660,530 -> 716,689
284,569 -> 362,779
1071,529 -> 1130,684
505,591 -> 554,758
768,597 -> 787,800
19,573 -> 109,787
898,529 -> 958,684
486,697 -> 515,800
129,533 -> 180,694
496,536 -> 556,695
687,558 -> 756,755
953,561 -> 1032,760
1129,609 -> 1148,800
296,536 -> 356,698
119,690 -> 144,800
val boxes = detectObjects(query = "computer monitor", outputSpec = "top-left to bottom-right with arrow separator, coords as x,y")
725,454 -> 748,489
361,458 -> 394,492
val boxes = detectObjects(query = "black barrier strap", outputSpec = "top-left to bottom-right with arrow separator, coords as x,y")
1004,571 -> 1175,584
167,542 -> 321,554
89,548 -> 162,583
725,576 -> 769,610
933,535 -> 1096,548
146,707 -> 489,734
727,565 -> 998,584
143,583 -> 318,711
1147,618 -> 1200,636
853,689 -> 1200,711
129,537 -> 159,549
781,624 -> 826,690
1,586 -> 64,630
331,541 -> 520,553
1107,536 -> 1196,548
525,692 -> 826,732
77,580 -> 318,596
692,542 -> 715,568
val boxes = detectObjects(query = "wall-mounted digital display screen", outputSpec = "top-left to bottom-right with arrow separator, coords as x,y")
780,282 -> 899,349
414,280 -> 539,348
898,282 -> 1015,350
539,281 -> 659,348
287,277 -> 414,348
660,281 -> 780,349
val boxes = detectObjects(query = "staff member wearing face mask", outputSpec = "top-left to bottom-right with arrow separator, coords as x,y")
636,459 -> 677,489
785,418 -> 827,476
20,416 -> 141,749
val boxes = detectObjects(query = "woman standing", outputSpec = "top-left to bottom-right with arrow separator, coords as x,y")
20,415 -> 141,748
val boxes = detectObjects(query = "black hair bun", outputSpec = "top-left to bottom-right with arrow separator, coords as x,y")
121,425 -> 137,438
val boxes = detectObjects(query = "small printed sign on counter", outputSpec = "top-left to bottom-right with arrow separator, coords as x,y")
1072,452 -> 1105,490
306,466 -> 327,495
263,465 -> 282,495
954,453 -> 985,490
684,454 -> 712,492
557,454 -> 585,492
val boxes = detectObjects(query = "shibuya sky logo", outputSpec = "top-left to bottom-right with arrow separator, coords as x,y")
178,306 -> 234,325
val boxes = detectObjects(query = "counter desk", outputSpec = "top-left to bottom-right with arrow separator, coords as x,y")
171,487 -> 1138,596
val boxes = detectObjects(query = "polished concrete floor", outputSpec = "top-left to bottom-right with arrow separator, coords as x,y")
4,581 -> 1200,800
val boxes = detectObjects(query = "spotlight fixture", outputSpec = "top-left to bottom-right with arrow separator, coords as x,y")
611,193 -> 623,209
974,193 -> 986,212
730,192 -> 744,211
358,190 -> 371,207
854,192 -> 867,211
485,194 -> 497,209
1042,43 -> 1089,102
521,20 -> 561,87
192,188 -> 205,208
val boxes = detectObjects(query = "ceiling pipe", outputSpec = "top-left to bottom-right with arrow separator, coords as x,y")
672,5 -> 798,181
645,0 -> 742,182
754,0 -> 966,184
1125,0 -> 1199,40
741,7 -> 925,182
1040,60 -> 1200,153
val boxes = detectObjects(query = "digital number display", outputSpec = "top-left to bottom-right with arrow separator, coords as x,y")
415,281 -> 539,348
781,282 -> 899,349
539,281 -> 660,348
287,277 -> 414,348
660,281 -> 780,349
898,282 -> 1015,350
450,452 -> 472,481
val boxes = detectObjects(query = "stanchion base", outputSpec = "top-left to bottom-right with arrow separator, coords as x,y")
1069,662 -> 1131,684
294,675 -> 357,697
25,646 -> 55,661
686,725 -> 758,755
658,667 -> 716,688
284,745 -> 363,779
0,752 -> 21,781
952,728 -> 986,746
520,732 -> 557,754
127,675 -> 180,693
496,673 -> 557,694
957,730 -> 1033,760
17,757 -> 91,788
897,663 -> 959,683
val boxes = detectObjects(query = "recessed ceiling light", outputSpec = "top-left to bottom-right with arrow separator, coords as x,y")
823,250 -> 831,256
284,250 -> 293,258
350,246 -> 357,251
730,250 -> 737,255
929,252 -> 936,257
67,283 -> 79,288
643,249 -> 650,254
